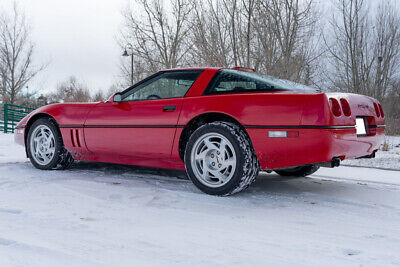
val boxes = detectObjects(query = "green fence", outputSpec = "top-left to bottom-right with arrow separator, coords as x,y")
0,104 -> 34,133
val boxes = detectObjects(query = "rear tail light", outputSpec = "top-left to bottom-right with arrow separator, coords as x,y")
378,104 -> 384,117
268,131 -> 299,138
340,98 -> 351,116
329,98 -> 342,116
373,103 -> 381,117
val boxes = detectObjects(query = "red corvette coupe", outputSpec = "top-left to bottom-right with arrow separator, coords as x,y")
15,67 -> 385,195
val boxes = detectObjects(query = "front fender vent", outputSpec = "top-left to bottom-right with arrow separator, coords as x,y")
70,129 -> 81,148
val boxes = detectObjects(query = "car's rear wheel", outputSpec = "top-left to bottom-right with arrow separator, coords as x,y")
274,164 -> 320,177
27,118 -> 74,170
185,122 -> 259,196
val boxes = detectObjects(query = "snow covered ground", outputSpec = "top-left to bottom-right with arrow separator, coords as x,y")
1,133 -> 400,266
343,136 -> 400,170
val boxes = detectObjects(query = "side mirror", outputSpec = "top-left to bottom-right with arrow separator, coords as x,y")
113,93 -> 122,103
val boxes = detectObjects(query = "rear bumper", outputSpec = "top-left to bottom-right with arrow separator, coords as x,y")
247,126 -> 385,170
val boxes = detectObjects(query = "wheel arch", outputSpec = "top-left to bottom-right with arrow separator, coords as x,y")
178,112 -> 252,160
24,113 -> 61,156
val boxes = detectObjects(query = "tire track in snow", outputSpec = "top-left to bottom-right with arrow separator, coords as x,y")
311,174 -> 400,188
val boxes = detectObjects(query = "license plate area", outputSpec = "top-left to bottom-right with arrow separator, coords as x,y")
356,117 -> 368,136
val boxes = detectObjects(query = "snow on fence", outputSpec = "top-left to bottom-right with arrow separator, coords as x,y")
0,104 -> 34,133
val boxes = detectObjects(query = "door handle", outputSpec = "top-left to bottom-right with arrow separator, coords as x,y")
163,105 -> 176,112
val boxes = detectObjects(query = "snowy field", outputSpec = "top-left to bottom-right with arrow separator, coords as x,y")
1,133 -> 400,266
343,136 -> 400,170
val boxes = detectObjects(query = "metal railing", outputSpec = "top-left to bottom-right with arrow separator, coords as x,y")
0,104 -> 34,133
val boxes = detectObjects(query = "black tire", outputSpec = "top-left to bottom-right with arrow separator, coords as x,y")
27,117 -> 74,170
274,164 -> 320,177
184,121 -> 259,196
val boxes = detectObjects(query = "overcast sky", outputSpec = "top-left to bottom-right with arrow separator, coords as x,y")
3,0 -> 128,95
2,0 -> 397,97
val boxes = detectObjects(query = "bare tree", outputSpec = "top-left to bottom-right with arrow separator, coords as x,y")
325,0 -> 373,94
119,56 -> 149,86
189,0 -> 231,66
189,0 -> 320,84
220,0 -> 257,67
325,0 -> 400,100
0,3 -> 44,104
372,1 -> 400,101
120,0 -> 192,81
241,0 -> 257,68
49,76 -> 91,103
92,90 -> 106,102
189,0 -> 260,68
107,82 -> 125,96
255,0 -> 320,83
383,79 -> 400,135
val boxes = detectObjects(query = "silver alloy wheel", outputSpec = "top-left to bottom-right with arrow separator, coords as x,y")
190,133 -> 237,188
30,125 -> 56,166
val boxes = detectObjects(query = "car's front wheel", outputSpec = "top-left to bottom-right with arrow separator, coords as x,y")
27,118 -> 74,170
185,122 -> 259,196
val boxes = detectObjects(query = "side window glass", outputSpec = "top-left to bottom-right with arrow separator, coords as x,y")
206,70 -> 276,94
123,71 -> 202,101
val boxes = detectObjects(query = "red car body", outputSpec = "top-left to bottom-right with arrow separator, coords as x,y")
15,67 -> 385,171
